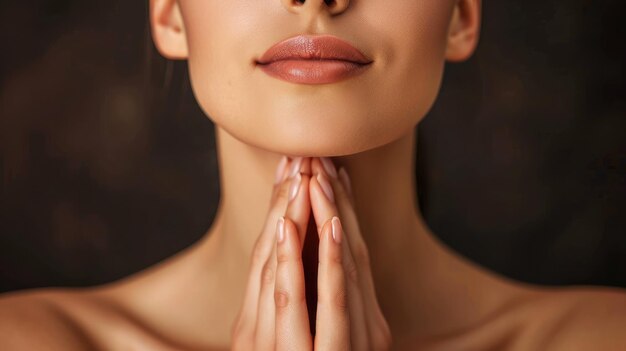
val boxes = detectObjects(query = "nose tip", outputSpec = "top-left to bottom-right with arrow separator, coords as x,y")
283,0 -> 350,16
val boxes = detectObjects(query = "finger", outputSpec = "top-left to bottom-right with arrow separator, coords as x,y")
254,227 -> 278,351
321,156 -> 355,207
321,160 -> 392,347
284,158 -> 312,247
309,160 -> 369,350
255,157 -> 301,268
233,156 -> 294,341
309,161 -> 337,235
275,217 -> 313,350
315,218 -> 350,351
265,156 -> 304,232
254,158 -> 308,350
338,166 -> 354,202
315,158 -> 364,258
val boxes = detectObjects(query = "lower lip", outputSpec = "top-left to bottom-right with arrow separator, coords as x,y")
257,59 -> 371,84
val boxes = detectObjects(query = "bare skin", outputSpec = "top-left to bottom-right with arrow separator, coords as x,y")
1,130 -> 625,350
1,0 -> 626,350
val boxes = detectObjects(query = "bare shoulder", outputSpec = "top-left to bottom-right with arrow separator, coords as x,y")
0,288 -> 98,350
531,286 -> 626,351
0,284 -> 183,351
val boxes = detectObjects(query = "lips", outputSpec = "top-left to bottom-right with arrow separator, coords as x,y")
257,34 -> 373,64
255,34 -> 373,84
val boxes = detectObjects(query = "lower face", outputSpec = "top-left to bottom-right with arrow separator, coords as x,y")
178,1 -> 456,156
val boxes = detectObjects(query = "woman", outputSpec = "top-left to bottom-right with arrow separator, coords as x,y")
1,0 -> 625,349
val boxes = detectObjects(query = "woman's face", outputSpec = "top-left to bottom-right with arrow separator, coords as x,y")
152,0 -> 480,156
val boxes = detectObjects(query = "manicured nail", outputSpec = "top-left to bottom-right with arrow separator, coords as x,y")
317,173 -> 335,203
274,156 -> 288,184
288,173 -> 301,202
338,167 -> 353,196
277,216 -> 285,243
331,217 -> 342,244
320,157 -> 338,178
289,157 -> 303,178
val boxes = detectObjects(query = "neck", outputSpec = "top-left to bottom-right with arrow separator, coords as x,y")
217,126 -> 423,255
192,126 -> 518,338
205,126 -> 426,321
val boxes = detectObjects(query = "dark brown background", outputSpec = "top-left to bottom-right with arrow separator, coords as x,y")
1,1 -> 625,293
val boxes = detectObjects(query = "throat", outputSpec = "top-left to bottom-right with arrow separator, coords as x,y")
302,212 -> 320,336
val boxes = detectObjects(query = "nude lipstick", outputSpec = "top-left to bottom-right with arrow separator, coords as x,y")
255,34 -> 373,85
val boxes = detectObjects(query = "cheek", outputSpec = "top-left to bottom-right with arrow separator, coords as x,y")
369,2 -> 453,124
179,1 -> 453,156
180,2 -> 261,125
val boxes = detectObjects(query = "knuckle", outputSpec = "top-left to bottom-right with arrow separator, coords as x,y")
334,289 -> 349,312
273,181 -> 290,203
274,289 -> 290,309
276,250 -> 291,265
331,251 -> 343,265
345,260 -> 359,285
251,240 -> 265,266
261,263 -> 275,285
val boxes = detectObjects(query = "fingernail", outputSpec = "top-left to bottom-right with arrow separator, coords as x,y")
317,173 -> 335,203
331,217 -> 342,244
288,157 -> 303,178
320,157 -> 338,178
274,156 -> 288,184
338,167 -> 353,196
288,173 -> 301,202
277,216 -> 285,243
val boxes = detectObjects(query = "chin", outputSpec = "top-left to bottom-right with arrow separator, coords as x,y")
194,68 -> 440,157
219,114 -> 415,157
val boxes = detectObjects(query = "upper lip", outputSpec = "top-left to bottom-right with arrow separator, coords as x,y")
256,34 -> 373,65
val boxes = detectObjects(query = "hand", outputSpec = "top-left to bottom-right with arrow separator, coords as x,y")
231,156 -> 313,350
231,156 -> 392,350
309,157 -> 392,350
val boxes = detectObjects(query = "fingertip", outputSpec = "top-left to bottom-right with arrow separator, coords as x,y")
309,172 -> 326,205
322,218 -> 333,242
276,216 -> 286,244
316,172 -> 335,203
298,173 -> 312,201
338,167 -> 353,197
311,166 -> 335,204
311,157 -> 322,174
288,157 -> 304,178
331,216 -> 342,244
274,156 -> 289,185
288,172 -> 302,202
308,170 -> 317,194
270,161 -> 295,206
299,156 -> 313,176
319,219 -> 338,260
320,157 -> 338,179
310,171 -> 339,213
283,216 -> 301,249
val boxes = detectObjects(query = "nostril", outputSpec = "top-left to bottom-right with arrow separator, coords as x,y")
292,0 -> 337,6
